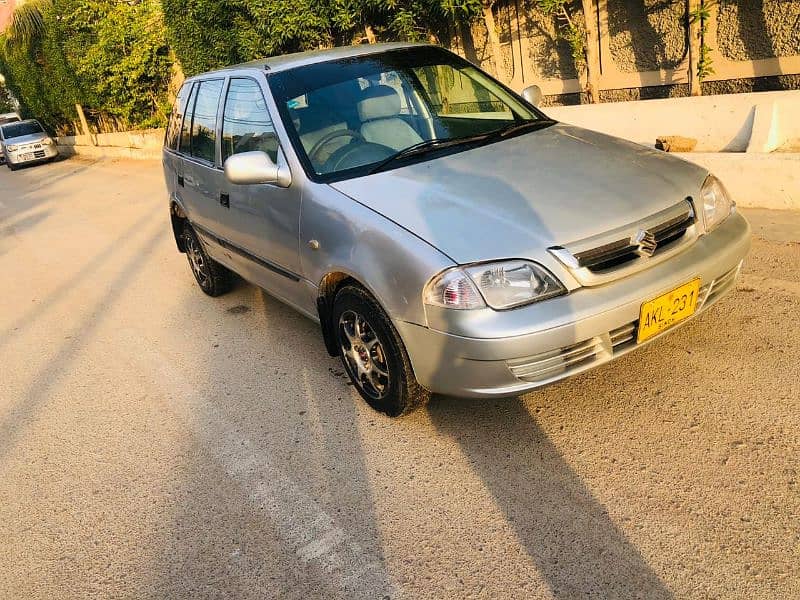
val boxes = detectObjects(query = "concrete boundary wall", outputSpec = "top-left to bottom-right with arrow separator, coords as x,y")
675,153 -> 799,211
546,90 -> 800,152
456,0 -> 800,97
57,129 -> 164,160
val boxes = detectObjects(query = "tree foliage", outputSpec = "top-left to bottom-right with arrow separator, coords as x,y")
689,0 -> 715,80
2,0 -> 721,128
0,80 -> 14,113
0,0 -> 172,133
160,0 -> 473,76
5,0 -> 48,48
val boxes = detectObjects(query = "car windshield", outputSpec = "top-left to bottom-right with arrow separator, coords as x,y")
268,46 -> 550,182
1,121 -> 44,139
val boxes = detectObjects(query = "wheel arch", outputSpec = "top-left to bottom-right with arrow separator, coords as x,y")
170,199 -> 188,253
316,270 -> 364,357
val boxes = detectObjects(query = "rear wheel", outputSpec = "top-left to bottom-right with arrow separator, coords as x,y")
332,285 -> 430,417
182,222 -> 233,297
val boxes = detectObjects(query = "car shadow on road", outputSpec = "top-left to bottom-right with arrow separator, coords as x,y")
147,285 -> 398,599
1,157 -> 100,205
0,210 -> 52,259
0,216 -> 165,460
0,210 -> 157,352
428,395 -> 674,599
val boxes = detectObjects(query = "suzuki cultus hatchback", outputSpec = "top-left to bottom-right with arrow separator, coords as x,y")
162,43 -> 750,416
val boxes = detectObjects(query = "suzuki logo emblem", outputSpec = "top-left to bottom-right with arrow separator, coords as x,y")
632,229 -> 658,257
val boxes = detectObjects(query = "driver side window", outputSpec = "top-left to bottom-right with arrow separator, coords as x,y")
222,78 -> 278,164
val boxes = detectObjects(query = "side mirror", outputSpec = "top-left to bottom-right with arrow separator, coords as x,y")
224,151 -> 291,187
521,84 -> 543,108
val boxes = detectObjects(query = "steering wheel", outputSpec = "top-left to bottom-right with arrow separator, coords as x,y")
325,141 -> 394,172
308,129 -> 365,163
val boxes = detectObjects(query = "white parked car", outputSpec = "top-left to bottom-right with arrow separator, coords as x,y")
1,119 -> 59,171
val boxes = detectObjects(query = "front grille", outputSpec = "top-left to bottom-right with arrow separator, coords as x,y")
33,150 -> 46,159
549,199 -> 699,286
574,207 -> 696,273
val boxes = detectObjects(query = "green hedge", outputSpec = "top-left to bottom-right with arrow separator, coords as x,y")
0,0 -> 172,133
161,0 -> 477,76
0,0 -> 481,131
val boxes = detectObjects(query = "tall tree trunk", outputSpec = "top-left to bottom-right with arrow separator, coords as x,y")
580,0 -> 601,103
75,103 -> 95,146
482,2 -> 505,81
687,0 -> 702,96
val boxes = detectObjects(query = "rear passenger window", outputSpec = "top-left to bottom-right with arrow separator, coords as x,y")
190,79 -> 224,164
179,83 -> 198,153
222,78 -> 278,164
166,83 -> 192,151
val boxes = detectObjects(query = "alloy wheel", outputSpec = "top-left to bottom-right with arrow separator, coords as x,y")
185,233 -> 210,287
338,309 -> 390,400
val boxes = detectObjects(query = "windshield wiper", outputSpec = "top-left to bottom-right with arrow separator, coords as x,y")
368,135 -> 490,175
366,120 -> 556,175
492,119 -> 557,139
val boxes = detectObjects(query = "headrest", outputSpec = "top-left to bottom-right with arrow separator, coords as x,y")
357,85 -> 401,121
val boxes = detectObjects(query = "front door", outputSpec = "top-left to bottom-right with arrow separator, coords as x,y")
217,77 -> 304,309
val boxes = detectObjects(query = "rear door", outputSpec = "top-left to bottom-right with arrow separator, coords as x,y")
178,78 -> 230,248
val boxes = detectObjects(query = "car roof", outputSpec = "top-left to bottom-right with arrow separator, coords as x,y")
2,119 -> 39,125
187,42 -> 429,81
1,119 -> 41,133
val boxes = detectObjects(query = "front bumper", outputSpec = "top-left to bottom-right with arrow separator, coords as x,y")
396,212 -> 751,398
7,144 -> 59,166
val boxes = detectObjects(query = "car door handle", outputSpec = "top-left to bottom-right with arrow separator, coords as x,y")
177,175 -> 184,187
220,193 -> 230,208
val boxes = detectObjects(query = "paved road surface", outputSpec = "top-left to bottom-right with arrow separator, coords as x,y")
1,157 -> 798,599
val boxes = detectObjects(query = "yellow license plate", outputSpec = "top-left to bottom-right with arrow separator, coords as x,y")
637,278 -> 701,343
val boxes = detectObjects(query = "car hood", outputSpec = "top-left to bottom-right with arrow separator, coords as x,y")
5,132 -> 49,145
330,123 -> 709,264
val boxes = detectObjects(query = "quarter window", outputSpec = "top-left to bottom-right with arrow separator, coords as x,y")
166,83 -> 192,151
222,78 -> 278,164
190,79 -> 224,164
179,83 -> 198,153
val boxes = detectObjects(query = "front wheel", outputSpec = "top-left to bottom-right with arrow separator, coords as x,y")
332,285 -> 430,417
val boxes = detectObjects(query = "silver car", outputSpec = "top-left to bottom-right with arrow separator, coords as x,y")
162,43 -> 750,416
0,113 -> 20,165
1,119 -> 59,170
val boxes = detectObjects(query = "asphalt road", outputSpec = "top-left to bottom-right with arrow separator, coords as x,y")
1,157 -> 798,599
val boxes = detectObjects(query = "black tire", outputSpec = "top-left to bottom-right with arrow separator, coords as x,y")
332,285 -> 430,417
7,162 -> 17,171
181,222 -> 233,297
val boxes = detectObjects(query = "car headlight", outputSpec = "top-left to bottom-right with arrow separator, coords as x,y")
424,260 -> 566,310
6,144 -> 18,152
42,138 -> 54,146
700,174 -> 734,232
